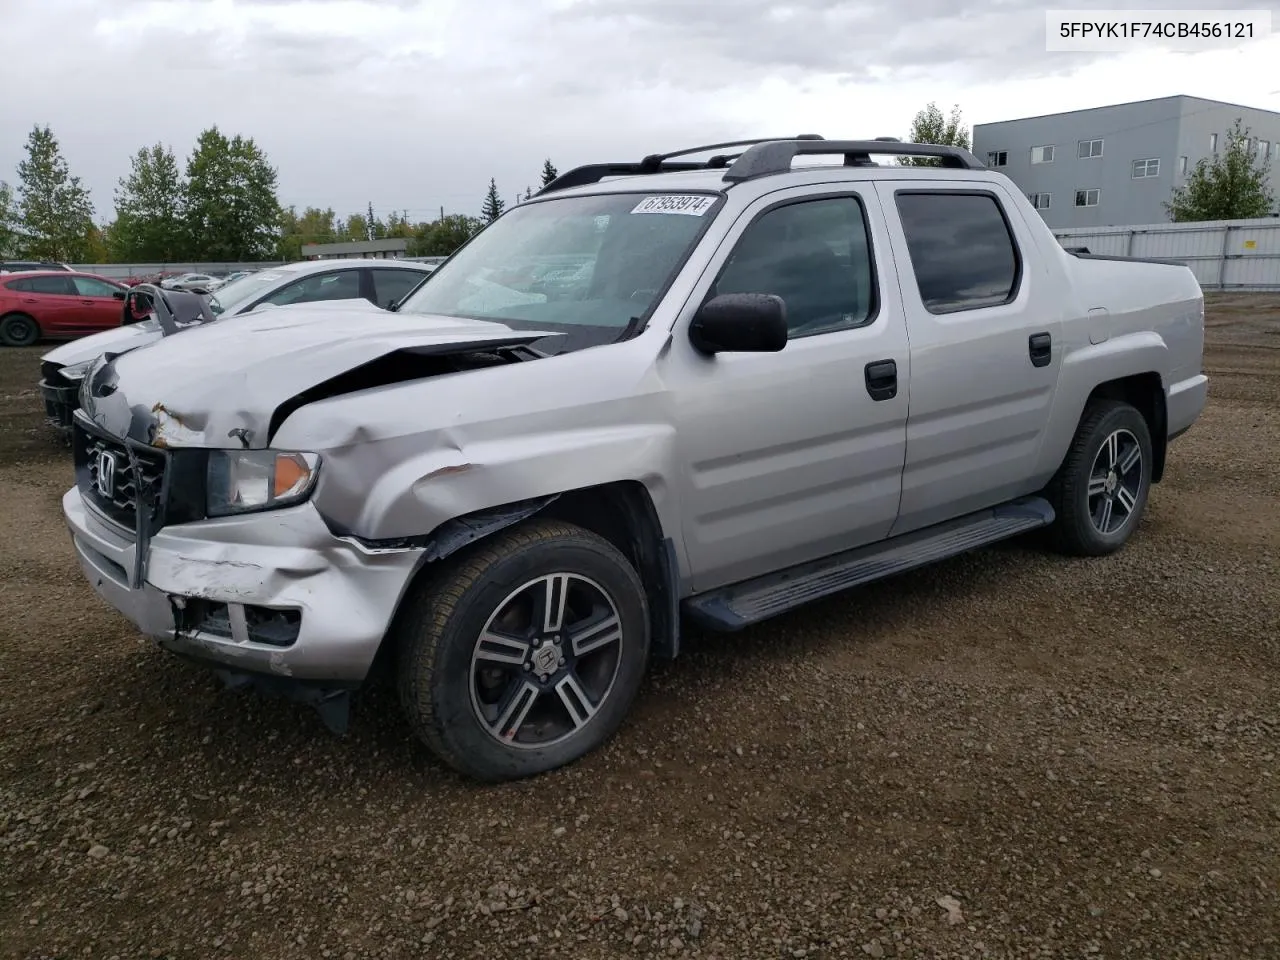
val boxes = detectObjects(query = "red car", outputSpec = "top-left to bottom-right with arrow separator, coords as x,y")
0,271 -> 129,346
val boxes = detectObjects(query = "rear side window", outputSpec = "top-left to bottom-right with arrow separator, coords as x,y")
22,275 -> 78,295
371,269 -> 426,309
894,191 -> 1021,314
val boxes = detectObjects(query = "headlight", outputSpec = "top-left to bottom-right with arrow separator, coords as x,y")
206,450 -> 321,517
58,360 -> 93,381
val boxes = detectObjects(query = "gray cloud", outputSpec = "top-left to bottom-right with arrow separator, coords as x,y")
1,0 -> 1276,224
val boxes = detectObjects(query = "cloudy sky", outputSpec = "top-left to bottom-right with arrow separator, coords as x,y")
3,0 -> 1280,224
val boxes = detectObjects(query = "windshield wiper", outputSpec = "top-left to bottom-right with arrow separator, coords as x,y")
613,315 -> 643,342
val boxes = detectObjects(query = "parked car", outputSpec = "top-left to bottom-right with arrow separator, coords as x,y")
160,272 -> 221,292
58,136 -> 1208,783
37,258 -> 436,430
0,270 -> 129,346
0,260 -> 73,274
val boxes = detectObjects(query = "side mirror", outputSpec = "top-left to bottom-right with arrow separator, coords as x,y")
689,292 -> 788,355
112,290 -> 126,300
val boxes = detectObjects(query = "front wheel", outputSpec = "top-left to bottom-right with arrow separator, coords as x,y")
1045,399 -> 1154,556
394,519 -> 651,781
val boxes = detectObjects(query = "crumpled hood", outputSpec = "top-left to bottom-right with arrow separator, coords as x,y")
78,306 -> 559,449
42,319 -> 163,371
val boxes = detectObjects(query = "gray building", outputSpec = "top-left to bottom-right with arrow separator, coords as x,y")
972,95 -> 1280,228
300,238 -> 409,260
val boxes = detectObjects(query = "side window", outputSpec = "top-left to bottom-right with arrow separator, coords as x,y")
73,276 -> 121,297
894,192 -> 1020,314
262,270 -> 361,306
26,275 -> 78,295
711,196 -> 876,336
371,269 -> 425,309
5,278 -> 34,292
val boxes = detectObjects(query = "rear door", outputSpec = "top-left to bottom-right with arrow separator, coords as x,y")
70,275 -> 126,332
872,179 -> 1065,536
11,274 -> 79,335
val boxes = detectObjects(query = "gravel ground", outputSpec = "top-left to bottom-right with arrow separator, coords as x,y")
1,294 -> 1278,960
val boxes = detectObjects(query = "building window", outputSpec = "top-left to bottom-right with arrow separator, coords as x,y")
1078,138 -> 1104,159
1132,158 -> 1160,179
1028,192 -> 1052,209
986,150 -> 1008,167
1263,141 -> 1272,159
1210,133 -> 1218,152
1179,156 -> 1188,174
1075,188 -> 1100,207
1030,145 -> 1055,164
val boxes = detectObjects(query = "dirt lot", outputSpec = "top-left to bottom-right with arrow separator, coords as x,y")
1,294 -> 1277,960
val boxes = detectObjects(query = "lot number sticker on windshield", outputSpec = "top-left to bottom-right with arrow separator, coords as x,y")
631,195 -> 715,216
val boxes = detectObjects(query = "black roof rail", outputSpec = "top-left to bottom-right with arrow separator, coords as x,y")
537,134 -> 827,195
722,139 -> 987,182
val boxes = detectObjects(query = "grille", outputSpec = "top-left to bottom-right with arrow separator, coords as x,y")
74,423 -> 167,532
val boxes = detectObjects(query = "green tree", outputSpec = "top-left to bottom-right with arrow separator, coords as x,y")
0,181 -> 19,257
15,124 -> 96,260
898,102 -> 971,166
181,126 -> 281,260
481,178 -> 505,222
407,213 -> 483,256
112,143 -> 185,262
540,159 -> 558,187
339,212 -> 370,242
1165,119 -> 1276,222
276,205 -> 338,260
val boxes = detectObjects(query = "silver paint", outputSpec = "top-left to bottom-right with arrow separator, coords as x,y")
61,161 -> 1209,684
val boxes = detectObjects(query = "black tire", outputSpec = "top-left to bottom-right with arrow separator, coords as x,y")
394,518 -> 650,782
0,313 -> 40,347
1045,399 -> 1154,556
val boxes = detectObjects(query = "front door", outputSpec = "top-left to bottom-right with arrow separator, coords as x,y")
664,184 -> 910,592
872,180 -> 1065,536
70,276 -> 127,333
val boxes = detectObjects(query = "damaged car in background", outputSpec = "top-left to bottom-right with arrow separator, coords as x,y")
38,258 -> 437,432
62,136 -> 1207,782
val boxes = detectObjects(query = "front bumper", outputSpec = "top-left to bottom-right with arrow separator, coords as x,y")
40,378 -> 79,431
63,487 -> 425,683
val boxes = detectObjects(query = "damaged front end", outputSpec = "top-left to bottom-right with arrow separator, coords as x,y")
65,309 -> 564,734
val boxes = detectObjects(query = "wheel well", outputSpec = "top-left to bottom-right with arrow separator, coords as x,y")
1085,372 -> 1168,482
371,481 -> 682,682
539,481 -> 681,659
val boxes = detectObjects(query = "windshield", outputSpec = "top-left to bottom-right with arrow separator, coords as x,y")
208,270 -> 293,315
395,190 -> 722,349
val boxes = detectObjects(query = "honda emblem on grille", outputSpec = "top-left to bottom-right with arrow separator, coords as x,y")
96,450 -> 117,499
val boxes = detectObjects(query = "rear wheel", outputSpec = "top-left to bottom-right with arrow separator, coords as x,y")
1045,399 -> 1153,556
0,313 -> 40,347
394,518 -> 650,781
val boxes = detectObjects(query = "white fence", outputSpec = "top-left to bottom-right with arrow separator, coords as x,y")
1053,216 -> 1280,291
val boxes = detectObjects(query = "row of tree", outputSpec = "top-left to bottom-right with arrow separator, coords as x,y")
0,124 -> 561,264
900,101 -> 1277,222
4,106 -> 1274,265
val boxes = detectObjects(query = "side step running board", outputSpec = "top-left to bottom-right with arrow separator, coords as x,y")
683,497 -> 1055,631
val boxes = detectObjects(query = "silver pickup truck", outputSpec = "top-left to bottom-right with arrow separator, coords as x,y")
61,137 -> 1208,782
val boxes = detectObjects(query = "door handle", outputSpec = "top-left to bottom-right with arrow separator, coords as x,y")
81,299 -> 95,305
1028,332 -> 1052,368
864,359 -> 897,401
22,298 -> 38,304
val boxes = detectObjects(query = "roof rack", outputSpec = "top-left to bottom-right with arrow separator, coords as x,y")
534,136 -> 987,196
537,135 -> 827,195
722,139 -> 986,182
